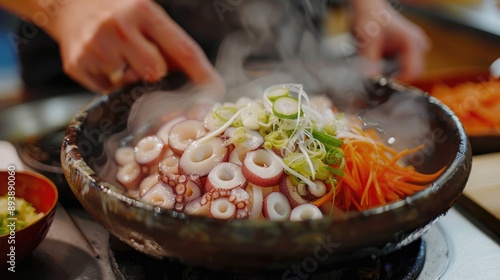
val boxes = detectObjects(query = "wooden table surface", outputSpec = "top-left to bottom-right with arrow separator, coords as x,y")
463,152 -> 500,220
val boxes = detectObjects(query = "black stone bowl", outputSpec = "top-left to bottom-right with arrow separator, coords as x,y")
61,76 -> 472,272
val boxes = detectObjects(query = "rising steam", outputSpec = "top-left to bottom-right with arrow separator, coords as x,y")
97,0 -> 432,183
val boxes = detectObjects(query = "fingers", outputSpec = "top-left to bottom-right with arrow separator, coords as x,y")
63,48 -> 114,93
143,5 -> 218,85
397,43 -> 425,82
395,28 -> 431,83
358,36 -> 383,77
120,28 -> 168,83
57,0 -> 219,93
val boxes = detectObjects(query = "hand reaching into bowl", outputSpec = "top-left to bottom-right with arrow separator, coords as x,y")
1,0 -> 429,92
350,0 -> 431,82
0,0 -> 219,93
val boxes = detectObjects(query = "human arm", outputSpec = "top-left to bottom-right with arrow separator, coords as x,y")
0,0 -> 218,93
349,0 -> 430,82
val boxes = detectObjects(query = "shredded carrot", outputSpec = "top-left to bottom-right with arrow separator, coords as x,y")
431,77 -> 500,136
314,128 -> 446,212
311,186 -> 334,207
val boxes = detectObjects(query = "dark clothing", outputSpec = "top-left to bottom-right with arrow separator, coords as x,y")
17,0 -> 330,94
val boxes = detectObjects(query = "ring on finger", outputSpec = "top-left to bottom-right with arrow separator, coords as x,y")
109,64 -> 129,84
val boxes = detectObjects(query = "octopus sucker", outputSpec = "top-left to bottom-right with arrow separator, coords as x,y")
185,197 -> 210,216
212,192 -> 220,199
115,88 -> 351,221
199,187 -> 251,219
157,173 -> 202,211
176,184 -> 186,195
185,180 -> 202,202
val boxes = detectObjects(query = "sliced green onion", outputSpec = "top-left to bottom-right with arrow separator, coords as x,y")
326,176 -> 337,187
232,119 -> 243,127
267,88 -> 290,101
272,96 -> 301,119
232,127 -> 248,143
304,138 -> 326,160
215,107 -> 237,121
325,148 -> 344,165
264,130 -> 289,150
267,149 -> 316,187
312,129 -> 343,148
314,159 -> 331,180
325,165 -> 344,177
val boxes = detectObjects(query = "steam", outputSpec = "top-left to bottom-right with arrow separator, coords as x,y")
96,0 -> 433,183
127,0 -> 376,140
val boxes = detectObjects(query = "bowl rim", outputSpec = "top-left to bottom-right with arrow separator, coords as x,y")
61,79 -> 470,226
0,169 -> 59,237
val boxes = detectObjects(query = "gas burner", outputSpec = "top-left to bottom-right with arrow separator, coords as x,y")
108,238 -> 427,280
19,127 -> 66,171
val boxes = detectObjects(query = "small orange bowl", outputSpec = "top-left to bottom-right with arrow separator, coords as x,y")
0,170 -> 58,270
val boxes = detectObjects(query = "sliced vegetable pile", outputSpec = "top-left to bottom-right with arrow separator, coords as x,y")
320,129 -> 445,212
0,195 -> 44,235
115,84 -> 444,220
431,78 -> 500,136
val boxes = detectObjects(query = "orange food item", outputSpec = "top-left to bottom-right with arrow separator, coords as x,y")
312,128 -> 445,212
431,78 -> 500,136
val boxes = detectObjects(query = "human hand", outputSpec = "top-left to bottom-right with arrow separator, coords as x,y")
350,0 -> 430,82
45,0 -> 218,93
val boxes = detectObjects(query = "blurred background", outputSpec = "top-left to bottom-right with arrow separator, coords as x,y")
1,0 -> 500,104
0,9 -> 21,103
325,0 -> 500,71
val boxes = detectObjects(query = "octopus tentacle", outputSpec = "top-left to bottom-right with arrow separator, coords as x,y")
115,146 -> 135,166
158,155 -> 180,176
158,173 -> 202,211
116,162 -> 143,190
168,119 -> 207,155
179,137 -> 228,176
157,116 -> 187,146
134,135 -> 165,166
263,192 -> 291,221
201,187 -> 251,219
242,149 -> 284,187
141,182 -> 176,210
210,198 -> 236,220
290,204 -> 323,221
206,162 -> 247,192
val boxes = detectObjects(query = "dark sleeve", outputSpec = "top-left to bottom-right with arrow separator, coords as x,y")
16,20 -> 85,96
17,0 -> 333,95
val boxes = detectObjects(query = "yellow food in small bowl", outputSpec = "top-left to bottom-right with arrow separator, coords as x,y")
0,195 -> 44,236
